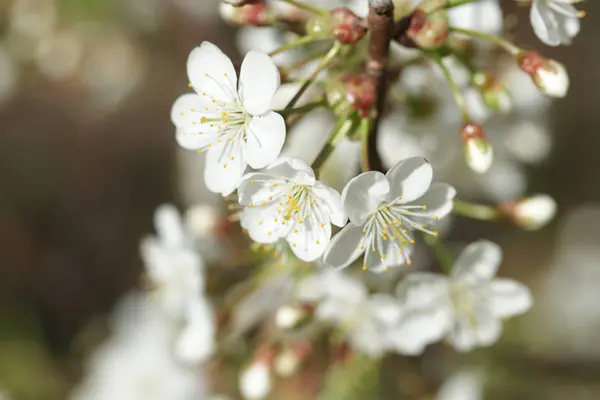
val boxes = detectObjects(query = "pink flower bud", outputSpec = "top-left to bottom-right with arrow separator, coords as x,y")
461,123 -> 493,173
517,51 -> 569,98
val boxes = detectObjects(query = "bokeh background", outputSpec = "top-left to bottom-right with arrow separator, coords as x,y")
0,0 -> 599,399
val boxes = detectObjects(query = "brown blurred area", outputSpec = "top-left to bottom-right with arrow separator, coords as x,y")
0,0 -> 599,398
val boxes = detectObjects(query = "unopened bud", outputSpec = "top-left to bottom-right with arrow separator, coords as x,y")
219,1 -> 271,26
472,71 -> 512,113
274,341 -> 312,377
331,8 -> 367,44
401,8 -> 448,49
275,305 -> 304,329
501,195 -> 557,230
239,352 -> 273,400
461,123 -> 493,173
517,51 -> 569,98
326,72 -> 375,119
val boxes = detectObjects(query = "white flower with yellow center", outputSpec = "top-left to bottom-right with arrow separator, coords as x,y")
394,240 -> 533,352
530,0 -> 584,46
238,157 -> 347,262
323,157 -> 456,273
171,41 -> 285,195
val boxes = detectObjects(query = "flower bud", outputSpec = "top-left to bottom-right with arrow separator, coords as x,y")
472,71 -> 512,114
461,123 -> 493,173
325,72 -> 375,119
517,51 -> 569,98
501,195 -> 557,230
275,305 -> 304,329
331,8 -> 367,44
219,1 -> 271,26
274,349 -> 300,377
401,8 -> 448,49
239,348 -> 273,400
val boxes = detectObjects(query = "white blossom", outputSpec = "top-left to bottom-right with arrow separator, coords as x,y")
297,270 -> 404,357
395,240 -> 533,352
70,293 -> 206,400
449,0 -> 503,36
171,42 -> 285,195
238,157 -> 347,262
530,0 -> 583,46
141,204 -> 215,364
323,157 -> 456,272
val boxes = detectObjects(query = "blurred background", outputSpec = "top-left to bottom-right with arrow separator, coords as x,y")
0,0 -> 599,399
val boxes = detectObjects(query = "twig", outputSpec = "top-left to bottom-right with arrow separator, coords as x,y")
364,0 -> 395,173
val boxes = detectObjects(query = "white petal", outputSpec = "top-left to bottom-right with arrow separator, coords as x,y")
237,174 -> 286,207
450,309 -> 502,352
239,51 -> 280,116
386,157 -> 433,203
322,223 -> 365,270
262,157 -> 315,185
287,214 -> 332,262
388,307 -> 453,355
451,240 -> 502,284
486,278 -> 533,318
342,171 -> 390,225
312,182 -> 347,227
530,0 -> 560,46
154,204 -> 185,246
366,235 -> 413,273
175,299 -> 215,364
176,127 -> 219,150
369,294 -> 404,326
170,93 -> 207,128
396,272 -> 451,309
406,183 -> 457,222
204,144 -> 246,195
187,42 -> 237,103
240,205 -> 292,244
297,270 -> 367,302
246,112 -> 286,169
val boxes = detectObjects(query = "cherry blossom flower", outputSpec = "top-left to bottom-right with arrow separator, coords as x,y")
238,157 -> 347,262
140,204 -> 215,364
323,157 -> 456,272
296,270 -> 404,357
171,42 -> 285,195
395,240 -> 533,352
530,0 -> 583,47
70,293 -> 206,400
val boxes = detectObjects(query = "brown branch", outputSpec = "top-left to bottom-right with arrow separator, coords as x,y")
364,0 -> 395,173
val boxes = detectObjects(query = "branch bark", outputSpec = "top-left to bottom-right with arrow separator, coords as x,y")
364,0 -> 395,172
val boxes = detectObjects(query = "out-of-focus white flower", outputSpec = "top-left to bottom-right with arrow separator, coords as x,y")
239,360 -> 271,400
502,120 -> 551,164
185,203 -> 221,239
171,42 -> 285,195
530,0 -> 583,46
141,204 -> 215,364
0,44 -> 18,106
323,157 -> 456,272
70,293 -> 206,400
449,0 -> 503,35
297,270 -> 405,356
436,370 -> 483,400
396,240 -> 533,352
504,194 -> 557,231
34,29 -> 83,80
238,157 -> 346,261
9,0 -> 57,42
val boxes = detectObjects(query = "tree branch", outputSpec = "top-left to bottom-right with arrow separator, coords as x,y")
364,0 -> 395,172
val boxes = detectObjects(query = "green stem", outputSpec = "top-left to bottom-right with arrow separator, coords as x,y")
359,117 -> 372,172
453,199 -> 501,221
275,99 -> 326,117
285,42 -> 342,110
449,27 -> 521,56
424,235 -> 453,275
268,35 -> 316,57
430,53 -> 471,123
312,114 -> 358,175
277,0 -> 328,16
445,0 -> 480,8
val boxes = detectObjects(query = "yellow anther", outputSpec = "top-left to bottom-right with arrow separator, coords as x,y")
274,218 -> 278,222
204,73 -> 209,77
294,229 -> 299,233
258,220 -> 263,225
249,203 -> 254,207
360,245 -> 364,250
362,265 -> 367,271
407,260 -> 413,265
316,240 -> 320,244
251,180 -> 256,184
223,163 -> 227,168
268,231 -> 272,236
273,184 -> 278,187
410,240 -> 415,244
434,216 -> 439,221
292,243 -> 297,247
242,228 -> 248,233
422,205 -> 427,210
224,72 -> 228,77
362,228 -> 367,233
320,224 -> 325,228
188,83 -> 193,88
381,255 -> 386,260
261,202 -> 266,206
268,196 -> 273,201
433,232 -> 439,237
372,247 -> 376,252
